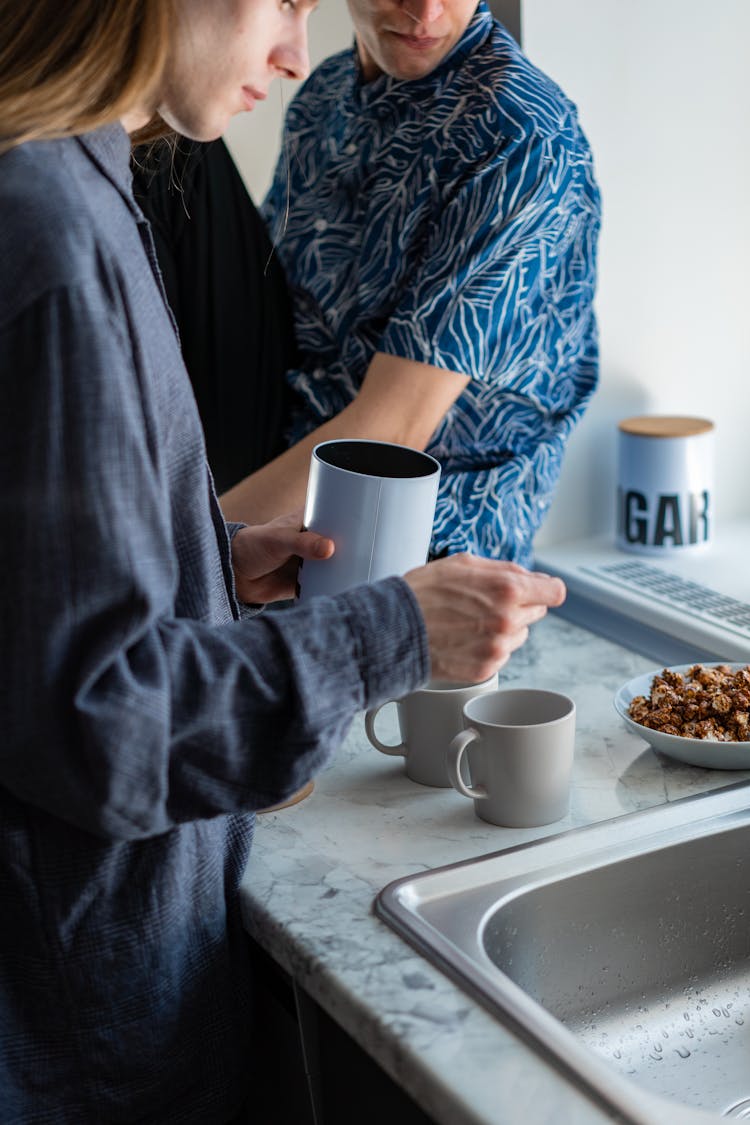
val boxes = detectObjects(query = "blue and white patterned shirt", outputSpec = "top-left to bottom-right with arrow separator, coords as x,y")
264,2 -> 601,565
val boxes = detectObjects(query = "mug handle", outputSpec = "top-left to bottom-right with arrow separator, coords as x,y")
365,704 -> 406,757
447,729 -> 487,799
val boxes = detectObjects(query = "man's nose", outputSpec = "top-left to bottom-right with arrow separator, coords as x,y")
401,0 -> 445,25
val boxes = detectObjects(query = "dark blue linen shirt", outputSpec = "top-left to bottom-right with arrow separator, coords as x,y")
264,1 -> 601,565
0,125 -> 428,1123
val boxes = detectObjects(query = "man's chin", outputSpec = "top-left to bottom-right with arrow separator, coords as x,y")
386,54 -> 443,81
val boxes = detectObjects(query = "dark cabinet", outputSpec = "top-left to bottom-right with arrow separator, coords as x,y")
246,938 -> 436,1125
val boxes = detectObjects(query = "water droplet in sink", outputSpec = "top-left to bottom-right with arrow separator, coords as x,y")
675,1047 -> 691,1059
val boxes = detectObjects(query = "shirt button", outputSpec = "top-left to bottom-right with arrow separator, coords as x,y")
314,219 -> 328,233
345,142 -> 357,155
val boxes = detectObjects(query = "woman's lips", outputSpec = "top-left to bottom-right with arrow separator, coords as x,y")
242,86 -> 267,110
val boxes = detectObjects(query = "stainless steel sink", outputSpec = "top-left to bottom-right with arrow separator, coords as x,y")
376,782 -> 750,1124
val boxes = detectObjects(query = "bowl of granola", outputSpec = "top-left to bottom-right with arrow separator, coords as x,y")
614,663 -> 750,769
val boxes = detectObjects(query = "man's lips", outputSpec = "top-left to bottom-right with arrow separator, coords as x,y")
391,31 -> 443,48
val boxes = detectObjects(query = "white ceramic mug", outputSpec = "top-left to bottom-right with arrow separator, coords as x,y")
365,675 -> 499,788
297,439 -> 440,602
447,689 -> 576,827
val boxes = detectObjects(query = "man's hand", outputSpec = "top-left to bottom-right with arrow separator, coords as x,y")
404,554 -> 566,684
231,513 -> 334,604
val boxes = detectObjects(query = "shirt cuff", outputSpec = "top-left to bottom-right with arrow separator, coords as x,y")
225,521 -> 247,543
335,575 -> 430,707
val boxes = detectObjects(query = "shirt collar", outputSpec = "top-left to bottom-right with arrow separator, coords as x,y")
351,0 -> 494,107
76,123 -> 141,218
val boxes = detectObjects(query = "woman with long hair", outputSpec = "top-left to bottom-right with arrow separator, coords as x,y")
0,2 -> 564,1120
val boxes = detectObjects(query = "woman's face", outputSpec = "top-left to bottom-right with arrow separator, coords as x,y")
157,0 -> 316,140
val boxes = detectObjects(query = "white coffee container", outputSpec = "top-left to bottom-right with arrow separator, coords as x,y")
298,439 -> 440,601
616,416 -> 714,555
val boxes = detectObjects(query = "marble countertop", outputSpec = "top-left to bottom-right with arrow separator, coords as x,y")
239,612 -> 750,1125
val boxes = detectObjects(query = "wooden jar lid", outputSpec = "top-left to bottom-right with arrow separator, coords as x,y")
618,415 -> 714,438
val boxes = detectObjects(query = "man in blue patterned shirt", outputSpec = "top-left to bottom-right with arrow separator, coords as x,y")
222,0 -> 601,566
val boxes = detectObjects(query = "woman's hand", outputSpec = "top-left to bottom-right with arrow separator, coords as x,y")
230,513 -> 334,604
405,554 -> 566,684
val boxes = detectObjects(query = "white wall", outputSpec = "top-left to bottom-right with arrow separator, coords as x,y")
227,0 -> 750,545
224,0 -> 352,203
522,0 -> 750,545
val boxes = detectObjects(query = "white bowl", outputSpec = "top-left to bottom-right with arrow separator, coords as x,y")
614,663 -> 750,770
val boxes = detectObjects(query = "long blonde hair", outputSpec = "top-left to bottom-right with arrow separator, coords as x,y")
0,0 -> 173,153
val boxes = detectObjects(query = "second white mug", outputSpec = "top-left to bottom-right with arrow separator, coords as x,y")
447,689 -> 576,827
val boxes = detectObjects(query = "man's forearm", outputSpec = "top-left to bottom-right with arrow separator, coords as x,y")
220,399 -> 401,524
220,396 -> 417,524
219,352 -> 469,525
220,430 -> 320,524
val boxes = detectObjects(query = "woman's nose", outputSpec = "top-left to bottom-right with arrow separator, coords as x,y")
271,20 -> 311,81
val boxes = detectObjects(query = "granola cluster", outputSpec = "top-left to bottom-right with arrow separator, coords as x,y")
628,664 -> 750,742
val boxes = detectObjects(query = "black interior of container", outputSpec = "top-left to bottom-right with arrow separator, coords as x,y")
316,441 -> 436,479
